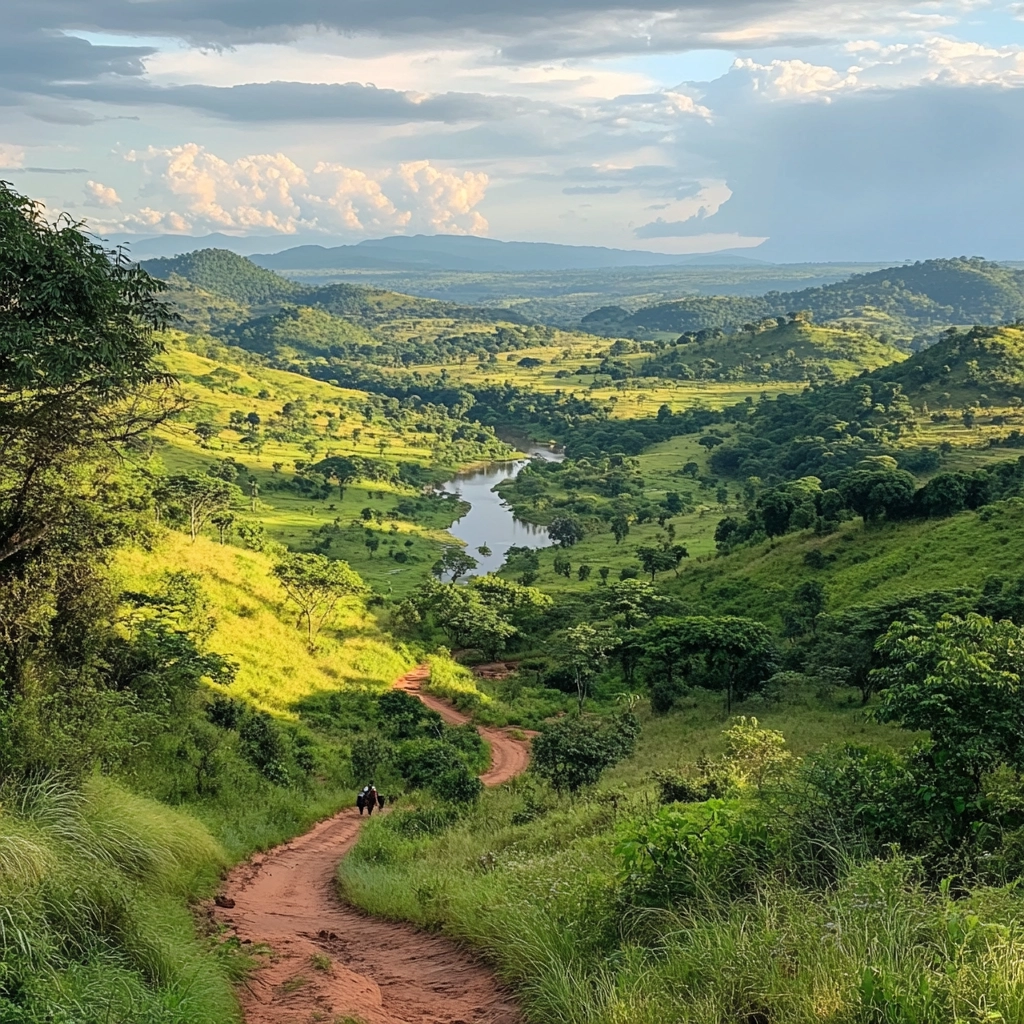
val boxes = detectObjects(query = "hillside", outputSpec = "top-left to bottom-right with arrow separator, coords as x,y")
639,317 -> 907,383
585,258 -> 1024,340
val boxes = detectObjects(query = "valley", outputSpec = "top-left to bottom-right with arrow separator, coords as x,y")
9,185 -> 1024,1023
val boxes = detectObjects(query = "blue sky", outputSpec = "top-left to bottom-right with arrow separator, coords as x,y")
3,0 -> 1024,260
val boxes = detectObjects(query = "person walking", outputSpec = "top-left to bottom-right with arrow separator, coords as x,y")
366,784 -> 379,816
357,787 -> 368,815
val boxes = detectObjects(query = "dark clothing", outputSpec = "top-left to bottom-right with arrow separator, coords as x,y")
377,794 -> 386,810
356,793 -> 365,815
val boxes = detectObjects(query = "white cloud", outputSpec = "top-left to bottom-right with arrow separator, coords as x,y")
85,179 -> 121,206
0,143 -> 26,168
731,58 -> 858,101
117,143 -> 488,236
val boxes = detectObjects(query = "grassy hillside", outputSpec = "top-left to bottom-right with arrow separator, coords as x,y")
117,534 -> 412,713
665,497 -> 1024,627
640,318 -> 908,383
587,258 -> 1024,340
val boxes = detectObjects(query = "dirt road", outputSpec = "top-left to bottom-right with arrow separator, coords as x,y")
213,664 -> 529,1024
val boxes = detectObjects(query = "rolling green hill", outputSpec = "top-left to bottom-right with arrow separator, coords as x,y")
639,317 -> 908,383
584,258 -> 1024,340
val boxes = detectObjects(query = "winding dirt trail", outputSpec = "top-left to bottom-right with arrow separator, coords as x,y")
213,665 -> 528,1024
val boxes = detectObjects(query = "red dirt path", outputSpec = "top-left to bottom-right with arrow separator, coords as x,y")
213,665 -> 528,1024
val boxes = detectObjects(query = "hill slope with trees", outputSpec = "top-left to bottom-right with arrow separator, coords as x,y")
584,258 -> 1024,341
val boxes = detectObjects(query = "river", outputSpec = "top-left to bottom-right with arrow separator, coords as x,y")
439,437 -> 563,577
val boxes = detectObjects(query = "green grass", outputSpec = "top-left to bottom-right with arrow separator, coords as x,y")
662,496 -> 1024,628
0,776 -> 239,1024
337,694 -> 996,1024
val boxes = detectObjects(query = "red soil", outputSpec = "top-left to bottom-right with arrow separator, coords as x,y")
213,665 -> 529,1024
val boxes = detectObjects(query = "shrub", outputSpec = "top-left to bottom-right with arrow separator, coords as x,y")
531,712 -> 639,793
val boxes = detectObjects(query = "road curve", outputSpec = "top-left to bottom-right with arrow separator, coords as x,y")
213,664 -> 529,1024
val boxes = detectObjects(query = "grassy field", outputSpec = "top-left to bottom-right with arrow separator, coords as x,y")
155,337 -> 517,596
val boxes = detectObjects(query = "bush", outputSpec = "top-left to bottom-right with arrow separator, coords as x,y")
432,766 -> 484,804
531,712 -> 639,793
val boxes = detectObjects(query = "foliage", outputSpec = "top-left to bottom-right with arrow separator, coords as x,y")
530,711 -> 639,792
272,552 -> 366,648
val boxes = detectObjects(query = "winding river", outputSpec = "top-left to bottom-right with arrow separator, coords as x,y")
439,437 -> 563,577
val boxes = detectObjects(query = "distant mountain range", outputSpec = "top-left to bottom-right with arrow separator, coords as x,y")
109,230 -> 770,271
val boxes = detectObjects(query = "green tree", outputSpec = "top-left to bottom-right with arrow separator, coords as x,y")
549,514 -> 585,548
272,553 -> 366,648
553,552 -> 572,579
0,183 -> 174,568
577,564 -> 592,582
873,614 -> 1024,786
431,546 -> 478,582
636,545 -> 676,581
838,469 -> 917,525
531,712 -> 639,793
560,622 -> 615,710
162,474 -> 240,542
611,514 -> 630,544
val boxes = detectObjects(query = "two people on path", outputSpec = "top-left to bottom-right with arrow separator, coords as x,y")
356,784 -> 385,815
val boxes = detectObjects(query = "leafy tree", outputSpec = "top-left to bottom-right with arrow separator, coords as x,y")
611,514 -> 631,544
603,579 -> 664,629
0,183 -> 175,568
351,735 -> 394,784
578,564 -> 592,582
211,511 -> 235,545
553,552 -> 572,578
665,491 -> 683,514
873,614 -> 1024,786
314,456 -> 359,499
838,469 -> 917,525
640,616 -> 778,713
377,688 -> 432,739
365,536 -> 381,558
598,566 -> 611,585
549,513 -> 585,548
531,712 -> 639,793
560,622 -> 615,710
636,545 -> 676,581
272,553 -> 366,648
162,474 -> 240,542
431,546 -> 478,582
193,422 -> 217,446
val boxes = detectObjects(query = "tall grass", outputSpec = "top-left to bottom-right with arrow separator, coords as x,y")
117,533 -> 414,714
339,705 -> 1024,1024
0,776 -> 237,1023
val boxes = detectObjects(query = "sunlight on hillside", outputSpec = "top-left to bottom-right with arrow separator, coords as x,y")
117,534 -> 414,714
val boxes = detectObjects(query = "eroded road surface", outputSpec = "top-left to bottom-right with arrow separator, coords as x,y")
213,664 -> 528,1024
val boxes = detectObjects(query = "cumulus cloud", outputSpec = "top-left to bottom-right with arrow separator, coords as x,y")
85,179 -> 121,206
118,143 -> 489,236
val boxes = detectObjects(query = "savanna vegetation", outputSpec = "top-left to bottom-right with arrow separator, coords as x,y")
11,175 -> 1024,1024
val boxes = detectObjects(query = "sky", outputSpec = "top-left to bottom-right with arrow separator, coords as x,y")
2,0 -> 1024,261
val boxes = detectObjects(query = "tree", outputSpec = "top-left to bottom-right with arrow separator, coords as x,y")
549,514 -> 585,548
560,622 -> 615,709
431,546 -> 478,582
553,553 -> 572,578
838,469 -> 917,525
784,579 -> 826,637
665,491 -> 683,514
578,564 -> 592,582
194,422 -> 217,446
211,511 -> 235,545
315,456 -> 360,500
611,514 -> 630,544
639,616 -> 778,713
272,553 -> 366,648
0,183 -> 176,568
636,545 -> 676,581
873,614 -> 1024,786
531,712 -> 639,792
245,411 -> 261,432
162,474 -> 240,542
598,567 -> 611,586
365,536 -> 380,558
